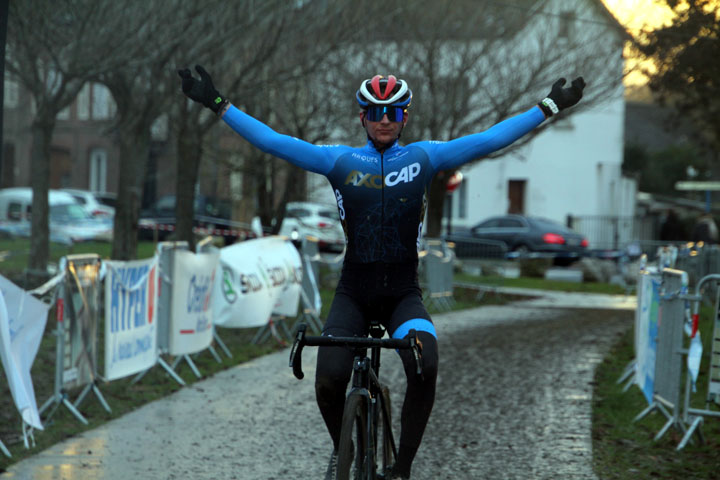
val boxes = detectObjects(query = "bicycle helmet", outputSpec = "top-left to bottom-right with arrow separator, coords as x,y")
356,75 -> 412,108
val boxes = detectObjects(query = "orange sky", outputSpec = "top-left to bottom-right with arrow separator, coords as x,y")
602,0 -> 675,31
601,0 -> 677,85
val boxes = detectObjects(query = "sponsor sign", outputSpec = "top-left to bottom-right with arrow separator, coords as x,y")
168,251 -> 219,355
636,273 -> 661,404
104,257 -> 159,381
0,275 -> 49,430
213,236 -> 303,328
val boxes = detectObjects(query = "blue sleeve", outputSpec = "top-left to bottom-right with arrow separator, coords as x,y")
419,106 -> 546,172
221,104 -> 337,176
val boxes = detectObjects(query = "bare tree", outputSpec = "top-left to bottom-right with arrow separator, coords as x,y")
170,1 -> 290,249
198,0 -> 374,235
93,1 -> 218,260
6,1 -> 149,275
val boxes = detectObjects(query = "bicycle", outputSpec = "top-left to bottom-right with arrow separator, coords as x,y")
289,322 -> 423,480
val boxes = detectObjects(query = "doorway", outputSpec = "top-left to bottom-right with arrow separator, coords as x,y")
508,179 -> 526,214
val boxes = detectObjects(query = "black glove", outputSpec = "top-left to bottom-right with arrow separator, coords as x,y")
177,65 -> 228,114
538,77 -> 585,117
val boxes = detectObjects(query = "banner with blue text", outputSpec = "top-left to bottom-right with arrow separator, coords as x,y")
168,251 -> 219,355
104,257 -> 159,381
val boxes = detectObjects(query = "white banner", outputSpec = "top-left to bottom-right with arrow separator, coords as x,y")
213,236 -> 303,328
104,257 -> 159,381
0,275 -> 50,430
168,251 -> 219,355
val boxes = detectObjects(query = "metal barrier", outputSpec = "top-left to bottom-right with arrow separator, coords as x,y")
39,254 -> 108,426
677,274 -> 720,449
290,237 -> 325,336
133,242 -> 192,386
629,266 -> 720,450
567,214 -> 658,250
636,269 -> 690,441
675,244 -> 720,286
420,239 -> 455,311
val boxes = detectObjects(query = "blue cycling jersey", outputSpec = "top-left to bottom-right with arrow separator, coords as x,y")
222,105 -> 546,263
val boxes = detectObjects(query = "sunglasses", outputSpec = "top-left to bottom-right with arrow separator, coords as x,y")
365,105 -> 405,122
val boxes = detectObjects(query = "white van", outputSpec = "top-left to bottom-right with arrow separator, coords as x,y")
0,187 -> 113,242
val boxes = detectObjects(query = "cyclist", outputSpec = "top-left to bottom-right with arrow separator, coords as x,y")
178,66 -> 585,479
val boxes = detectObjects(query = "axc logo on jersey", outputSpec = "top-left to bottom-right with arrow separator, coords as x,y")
345,162 -> 421,189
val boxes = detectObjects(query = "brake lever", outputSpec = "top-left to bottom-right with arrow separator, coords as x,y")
289,324 -> 307,380
408,329 -> 424,378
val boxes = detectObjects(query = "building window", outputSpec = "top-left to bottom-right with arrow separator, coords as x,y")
92,83 -> 115,119
77,83 -> 91,120
558,11 -> 574,41
89,148 -> 107,192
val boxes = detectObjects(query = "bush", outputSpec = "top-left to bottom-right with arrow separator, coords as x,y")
519,258 -> 552,278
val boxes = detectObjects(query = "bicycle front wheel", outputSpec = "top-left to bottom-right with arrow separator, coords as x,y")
378,385 -> 395,475
337,393 -> 370,480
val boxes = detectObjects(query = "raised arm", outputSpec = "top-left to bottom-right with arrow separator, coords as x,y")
426,77 -> 586,172
178,65 -> 336,176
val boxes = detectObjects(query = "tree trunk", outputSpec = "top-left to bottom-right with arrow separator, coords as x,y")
175,129 -> 202,250
111,129 -> 150,260
28,117 -> 54,274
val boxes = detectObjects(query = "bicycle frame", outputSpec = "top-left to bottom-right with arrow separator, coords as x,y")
289,323 -> 422,479
347,323 -> 397,475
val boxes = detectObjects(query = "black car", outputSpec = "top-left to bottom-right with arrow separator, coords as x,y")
138,194 -> 246,244
446,214 -> 589,262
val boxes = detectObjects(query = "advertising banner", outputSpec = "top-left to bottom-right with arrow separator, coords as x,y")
213,236 -> 303,328
168,251 -> 219,356
0,275 -> 49,430
636,273 -> 661,405
104,257 -> 159,381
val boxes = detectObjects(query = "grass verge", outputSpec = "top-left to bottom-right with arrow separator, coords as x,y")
591,304 -> 720,479
454,271 -> 628,294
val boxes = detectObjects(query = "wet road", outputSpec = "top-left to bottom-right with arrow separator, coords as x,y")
1,293 -> 634,479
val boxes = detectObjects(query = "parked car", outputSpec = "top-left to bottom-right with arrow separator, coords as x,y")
0,187 -> 113,243
446,214 -> 588,264
278,201 -> 345,253
138,194 -> 241,244
61,188 -> 116,218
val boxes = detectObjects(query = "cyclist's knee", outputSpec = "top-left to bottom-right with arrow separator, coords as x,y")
399,331 -> 438,382
315,346 -> 353,398
416,331 -> 438,380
